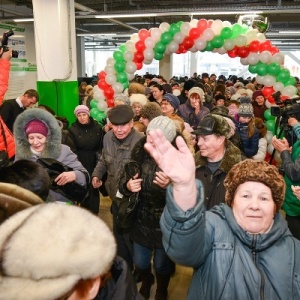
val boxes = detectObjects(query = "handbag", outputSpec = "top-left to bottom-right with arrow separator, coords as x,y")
116,161 -> 141,229
0,119 -> 10,168
36,157 -> 89,204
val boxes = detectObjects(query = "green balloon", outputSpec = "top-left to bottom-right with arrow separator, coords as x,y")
284,76 -> 296,87
276,69 -> 290,83
248,64 -> 258,74
256,62 -> 268,76
122,81 -> 129,89
267,62 -> 281,76
119,45 -> 126,53
161,32 -> 173,45
265,119 -> 275,133
204,41 -> 214,51
220,27 -> 232,39
95,111 -> 106,122
117,72 -> 128,83
154,41 -> 166,54
231,23 -> 242,38
169,23 -> 180,36
113,50 -> 124,62
264,108 -> 275,121
114,61 -> 126,73
90,108 -> 99,119
90,99 -> 97,109
154,52 -> 164,60
211,35 -> 224,48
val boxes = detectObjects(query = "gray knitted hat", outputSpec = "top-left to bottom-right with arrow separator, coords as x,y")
140,102 -> 162,121
238,97 -> 254,117
146,116 -> 176,142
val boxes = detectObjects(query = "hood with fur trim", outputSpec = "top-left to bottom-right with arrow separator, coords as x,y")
13,108 -> 62,159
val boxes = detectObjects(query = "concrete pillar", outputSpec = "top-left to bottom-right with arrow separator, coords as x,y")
159,54 -> 173,81
190,52 -> 198,77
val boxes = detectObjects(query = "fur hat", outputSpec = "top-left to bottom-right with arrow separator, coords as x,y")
140,102 -> 162,121
163,93 -> 180,110
0,183 -> 44,225
107,105 -> 134,125
252,90 -> 264,101
146,116 -> 176,142
0,203 -> 116,300
214,94 -> 226,103
234,82 -> 244,89
214,84 -> 226,96
238,97 -> 254,117
192,114 -> 231,139
224,159 -> 285,212
210,106 -> 229,118
188,87 -> 205,103
114,94 -> 131,106
183,79 -> 196,91
129,93 -> 148,107
25,119 -> 48,137
74,104 -> 90,117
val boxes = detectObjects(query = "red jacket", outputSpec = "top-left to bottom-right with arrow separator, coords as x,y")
0,58 -> 15,158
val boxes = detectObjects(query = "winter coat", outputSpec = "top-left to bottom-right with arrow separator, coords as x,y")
195,139 -> 242,210
13,108 -> 89,203
234,120 -> 259,158
119,136 -> 167,248
68,117 -> 104,175
0,99 -> 24,132
252,101 -> 267,121
160,181 -> 300,300
92,128 -> 143,204
95,256 -> 143,300
178,100 -> 210,129
281,139 -> 300,216
0,58 -> 15,158
252,137 -> 267,161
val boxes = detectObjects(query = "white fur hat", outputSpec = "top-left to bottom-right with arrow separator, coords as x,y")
0,203 -> 116,300
129,93 -> 148,106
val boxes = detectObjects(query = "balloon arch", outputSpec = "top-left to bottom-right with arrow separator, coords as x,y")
89,17 -> 297,145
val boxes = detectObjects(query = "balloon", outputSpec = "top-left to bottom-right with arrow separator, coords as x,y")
104,87 -> 114,99
161,32 -> 173,45
276,68 -> 290,83
126,72 -> 135,81
154,41 -> 166,54
271,52 -> 284,64
262,86 -> 275,98
159,22 -> 170,32
144,48 -> 155,60
220,27 -> 232,39
89,99 -> 98,109
190,18 -> 199,28
197,19 -> 208,33
136,62 -> 143,70
169,23 -> 180,36
247,52 -> 260,65
189,27 -> 201,39
133,52 -> 144,63
204,41 -> 214,52
281,85 -> 297,98
265,120 -> 275,133
118,45 -> 126,53
211,35 -> 224,48
113,50 -> 124,62
130,33 -> 139,43
105,74 -> 117,85
263,75 -> 276,87
182,37 -> 194,50
95,111 -> 107,123
235,35 -> 247,47
227,46 -> 238,58
106,98 -> 114,108
249,40 -> 260,52
265,99 -> 272,108
264,108 -> 275,121
104,65 -> 116,75
150,28 -> 162,41
114,61 -> 126,73
259,51 -> 272,64
203,28 -> 214,41
123,51 -> 134,62
273,81 -> 284,92
138,29 -> 150,41
180,22 -> 190,35
112,82 -> 124,94
217,46 -> 227,55
256,62 -> 268,76
173,32 -> 185,44
116,72 -> 128,83
97,99 -> 108,112
93,86 -> 105,101
106,57 -> 115,66
98,80 -> 109,90
211,19 -> 223,35
194,38 -> 207,51
237,46 -> 250,58
284,76 -> 296,87
267,143 -> 275,154
259,40 -> 272,52
240,57 -> 248,65
265,131 -> 273,144
256,75 -> 265,85
167,41 -> 179,53
90,108 -> 100,119
135,40 -> 145,52
125,61 -> 137,74
144,37 -> 155,49
98,71 -> 106,80
246,29 -> 258,43
231,23 -> 242,38
223,39 -> 235,51
267,62 -> 281,76
154,52 -> 164,60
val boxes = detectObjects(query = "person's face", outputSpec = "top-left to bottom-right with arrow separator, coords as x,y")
189,93 -> 200,108
111,121 -> 133,140
133,103 -> 142,116
139,116 -> 150,127
22,94 -> 38,108
161,100 -> 174,116
28,133 -> 47,152
255,95 -> 265,106
152,87 -> 164,102
197,134 -> 224,160
232,181 -> 276,234
239,116 -> 252,123
77,112 -> 89,125
216,99 -> 225,106
172,84 -> 179,91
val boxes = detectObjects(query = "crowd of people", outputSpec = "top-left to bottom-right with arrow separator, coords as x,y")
1,52 -> 300,299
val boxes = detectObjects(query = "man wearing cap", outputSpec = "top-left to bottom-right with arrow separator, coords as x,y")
161,93 -> 180,117
193,114 -> 243,209
92,105 -> 143,270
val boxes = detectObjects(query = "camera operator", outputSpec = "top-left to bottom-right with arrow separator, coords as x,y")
272,131 -> 300,240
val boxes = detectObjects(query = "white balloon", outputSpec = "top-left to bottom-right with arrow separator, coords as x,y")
256,75 -> 265,84
240,57 -> 248,65
173,32 -> 185,44
112,82 -> 124,94
263,75 -> 276,87
150,28 -> 162,42
271,52 -> 285,64
123,51 -> 134,62
125,61 -> 137,74
167,41 -> 179,53
265,99 -> 272,108
246,29 -> 259,43
273,81 -> 284,92
265,130 -> 274,144
105,74 -> 117,85
143,48 -> 154,60
143,59 -> 152,65
217,46 -> 227,55
259,51 -> 272,64
106,57 -> 115,66
235,34 -> 247,47
159,22 -> 170,32
93,88 -> 105,101
125,40 -> 135,52
211,19 -> 223,35
222,21 -> 232,27
190,19 -> 198,28
257,33 -> 266,42
223,39 -> 235,51
267,143 -> 274,155
145,37 -> 155,49
180,22 -> 190,35
281,85 -> 297,98
97,99 -> 108,112
194,38 -> 207,51
203,28 -> 214,41
247,52 -> 260,65
104,65 -> 116,75
126,72 -> 135,81
130,33 -> 139,43
190,45 -> 197,53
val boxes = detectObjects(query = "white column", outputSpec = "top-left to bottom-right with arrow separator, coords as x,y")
159,54 -> 173,81
189,52 -> 198,77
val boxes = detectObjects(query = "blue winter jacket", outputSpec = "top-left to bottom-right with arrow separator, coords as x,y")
160,180 -> 300,300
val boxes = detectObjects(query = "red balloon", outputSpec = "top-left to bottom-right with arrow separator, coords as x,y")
104,87 -> 114,99
135,40 -> 146,52
227,46 -> 238,58
207,19 -> 213,27
177,44 -> 186,54
197,19 -> 208,34
270,46 -> 279,55
259,40 -> 273,52
136,62 -> 143,70
237,46 -> 250,58
106,98 -> 114,108
98,70 -> 106,80
189,27 -> 201,40
249,40 -> 260,52
267,94 -> 275,104
262,86 -> 275,98
183,37 -> 194,50
281,95 -> 290,102
98,80 -> 109,90
138,29 -> 150,41
134,52 -> 144,63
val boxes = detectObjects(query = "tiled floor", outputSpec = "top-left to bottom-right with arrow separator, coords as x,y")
99,195 -> 192,300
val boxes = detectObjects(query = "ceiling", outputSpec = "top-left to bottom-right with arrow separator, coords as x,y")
1,0 -> 300,51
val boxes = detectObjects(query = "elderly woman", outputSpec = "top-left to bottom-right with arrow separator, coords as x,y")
13,108 -> 89,204
144,130 -> 300,300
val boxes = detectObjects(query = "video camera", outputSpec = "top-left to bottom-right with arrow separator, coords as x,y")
0,30 -> 18,58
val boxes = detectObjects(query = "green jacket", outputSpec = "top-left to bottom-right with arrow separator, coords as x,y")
160,180 -> 300,300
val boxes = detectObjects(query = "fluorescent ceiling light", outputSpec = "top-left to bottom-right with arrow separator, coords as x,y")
13,18 -> 34,22
279,31 -> 299,34
77,33 -> 132,37
95,13 -> 158,18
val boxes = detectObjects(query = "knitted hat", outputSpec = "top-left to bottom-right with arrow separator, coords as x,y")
192,114 -> 231,139
224,159 -> 285,212
25,119 -> 48,137
0,183 -> 44,225
140,102 -> 162,121
188,87 -> 205,103
74,104 -> 90,116
114,94 -> 131,106
107,105 -> 134,125
238,97 -> 254,117
163,93 -> 180,110
146,116 -> 176,142
252,90 -> 264,101
129,93 -> 148,106
0,203 -> 116,300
